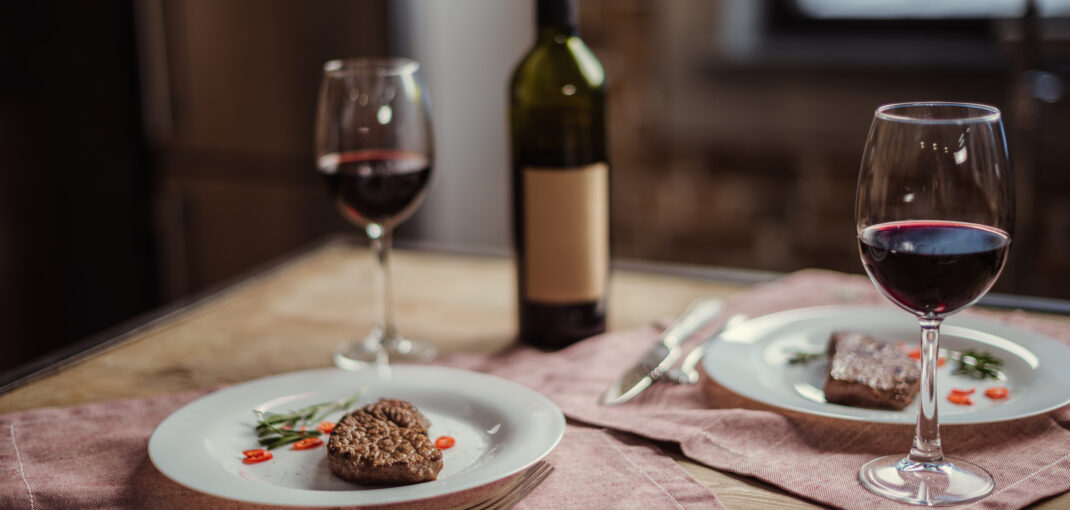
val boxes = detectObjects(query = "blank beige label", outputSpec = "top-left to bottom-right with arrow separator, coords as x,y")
523,163 -> 608,303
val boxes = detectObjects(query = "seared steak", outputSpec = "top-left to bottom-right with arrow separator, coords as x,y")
327,399 -> 443,485
823,331 -> 920,410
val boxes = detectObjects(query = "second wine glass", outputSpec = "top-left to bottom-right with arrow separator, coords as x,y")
315,57 -> 436,367
855,102 -> 1014,505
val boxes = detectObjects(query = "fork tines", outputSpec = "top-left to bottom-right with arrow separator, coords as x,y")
466,461 -> 554,510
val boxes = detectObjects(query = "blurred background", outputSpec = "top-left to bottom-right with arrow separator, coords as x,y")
2,0 -> 1069,373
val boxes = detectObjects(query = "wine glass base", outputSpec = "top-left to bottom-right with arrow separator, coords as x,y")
859,455 -> 994,506
332,334 -> 438,370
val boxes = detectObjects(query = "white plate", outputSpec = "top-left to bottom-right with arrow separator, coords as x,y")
703,305 -> 1070,424
148,366 -> 565,507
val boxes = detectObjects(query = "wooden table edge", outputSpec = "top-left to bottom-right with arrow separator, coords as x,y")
6,236 -> 1069,396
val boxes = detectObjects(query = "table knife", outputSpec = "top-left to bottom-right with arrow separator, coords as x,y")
599,298 -> 724,405
664,313 -> 748,384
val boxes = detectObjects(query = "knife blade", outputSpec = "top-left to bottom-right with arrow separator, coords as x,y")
599,298 -> 724,405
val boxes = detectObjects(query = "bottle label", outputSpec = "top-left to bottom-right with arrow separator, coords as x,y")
522,162 -> 608,303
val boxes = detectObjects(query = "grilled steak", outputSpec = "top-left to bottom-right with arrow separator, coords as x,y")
327,399 -> 443,485
823,331 -> 920,410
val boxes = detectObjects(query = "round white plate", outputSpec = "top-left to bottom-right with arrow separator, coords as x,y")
148,366 -> 565,507
703,305 -> 1070,424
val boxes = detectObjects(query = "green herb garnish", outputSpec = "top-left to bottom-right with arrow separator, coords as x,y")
255,421 -> 321,450
949,349 -> 1005,381
253,391 -> 363,449
787,350 -> 825,365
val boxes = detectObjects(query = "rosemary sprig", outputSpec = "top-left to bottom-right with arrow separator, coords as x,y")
256,421 -> 321,450
253,391 -> 363,449
949,349 -> 1005,381
787,350 -> 825,365
786,347 -> 1006,381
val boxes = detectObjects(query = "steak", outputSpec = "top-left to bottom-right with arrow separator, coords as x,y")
327,398 -> 443,485
823,331 -> 920,410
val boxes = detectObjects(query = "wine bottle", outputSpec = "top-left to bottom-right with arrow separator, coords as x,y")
510,0 -> 609,349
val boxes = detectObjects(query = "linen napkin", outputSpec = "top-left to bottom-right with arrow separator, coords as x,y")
0,390 -> 720,509
443,270 -> 1070,510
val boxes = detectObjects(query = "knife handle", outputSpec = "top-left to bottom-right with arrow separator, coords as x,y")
661,299 -> 724,348
646,299 -> 724,375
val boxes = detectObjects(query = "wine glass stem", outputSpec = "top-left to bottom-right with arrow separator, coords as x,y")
367,223 -> 397,345
910,317 -> 945,463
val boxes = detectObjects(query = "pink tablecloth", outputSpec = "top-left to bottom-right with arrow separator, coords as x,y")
0,391 -> 718,509
447,270 -> 1070,510
4,269 -> 1070,509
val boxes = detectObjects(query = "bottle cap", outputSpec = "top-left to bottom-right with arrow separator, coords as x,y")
537,0 -> 577,32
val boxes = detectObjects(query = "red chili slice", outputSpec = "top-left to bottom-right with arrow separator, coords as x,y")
242,449 -> 273,464
435,436 -> 456,450
292,437 -> 324,450
947,393 -> 974,406
907,348 -> 946,367
984,387 -> 1009,400
317,421 -> 336,434
950,387 -> 976,395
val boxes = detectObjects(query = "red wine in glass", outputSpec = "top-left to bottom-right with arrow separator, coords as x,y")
859,220 -> 1011,317
318,150 -> 432,227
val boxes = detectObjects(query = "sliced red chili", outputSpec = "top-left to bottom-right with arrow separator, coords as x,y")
906,348 -> 946,367
984,387 -> 1009,400
317,421 -> 336,434
435,436 -> 456,450
947,393 -> 973,406
950,387 -> 976,395
242,449 -> 273,464
292,437 -> 324,450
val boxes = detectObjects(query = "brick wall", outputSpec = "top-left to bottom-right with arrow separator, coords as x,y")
580,0 -> 1070,299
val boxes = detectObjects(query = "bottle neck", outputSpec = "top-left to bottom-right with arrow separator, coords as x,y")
536,0 -> 577,36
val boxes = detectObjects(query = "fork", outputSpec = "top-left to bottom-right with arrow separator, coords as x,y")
463,461 -> 554,510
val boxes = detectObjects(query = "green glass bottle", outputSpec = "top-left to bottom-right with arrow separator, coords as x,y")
510,0 -> 608,349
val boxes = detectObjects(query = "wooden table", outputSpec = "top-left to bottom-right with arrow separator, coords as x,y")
1,238 -> 1066,509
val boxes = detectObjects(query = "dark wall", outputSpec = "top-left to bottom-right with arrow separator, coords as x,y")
0,2 -> 159,372
0,0 -> 393,375
146,0 -> 389,299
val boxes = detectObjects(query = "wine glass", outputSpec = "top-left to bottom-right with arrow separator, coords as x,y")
855,102 -> 1014,505
315,57 -> 436,367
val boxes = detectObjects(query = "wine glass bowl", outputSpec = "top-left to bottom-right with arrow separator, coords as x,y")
315,57 -> 437,367
855,102 -> 1014,505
